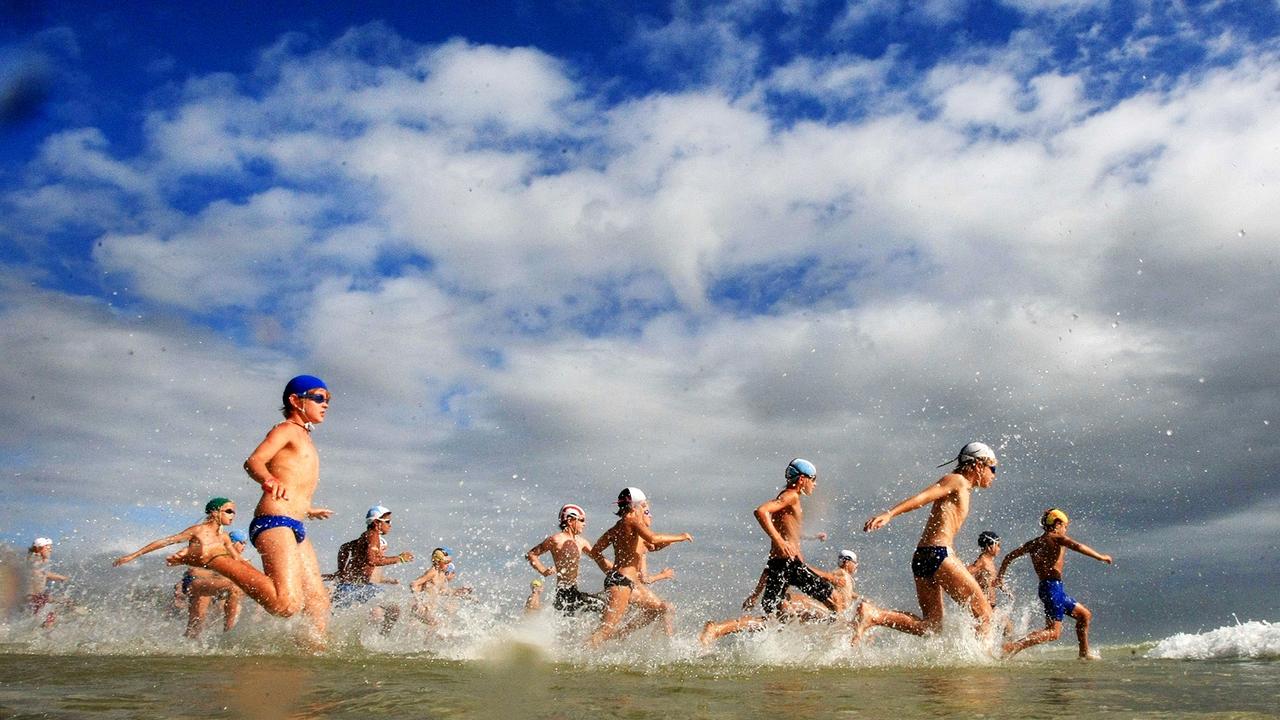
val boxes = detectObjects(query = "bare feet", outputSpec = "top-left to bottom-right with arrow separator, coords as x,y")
851,600 -> 875,645
1081,650 -> 1101,661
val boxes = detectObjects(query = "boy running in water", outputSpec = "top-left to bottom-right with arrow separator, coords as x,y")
855,442 -> 997,642
588,487 -> 693,647
168,375 -> 334,644
526,503 -> 612,616
967,530 -> 1002,611
701,459 -> 839,645
331,506 -> 413,608
411,547 -> 471,625
997,508 -> 1113,659
27,538 -> 69,628
114,498 -> 246,638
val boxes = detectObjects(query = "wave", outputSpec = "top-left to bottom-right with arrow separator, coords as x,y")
1146,620 -> 1280,660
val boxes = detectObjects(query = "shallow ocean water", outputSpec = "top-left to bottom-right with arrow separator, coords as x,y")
2,620 -> 1278,720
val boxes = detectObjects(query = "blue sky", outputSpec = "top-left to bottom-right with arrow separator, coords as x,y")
2,1 -> 1279,641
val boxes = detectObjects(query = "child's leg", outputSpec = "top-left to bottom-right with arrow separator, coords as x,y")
936,558 -> 993,638
296,539 -> 330,641
700,615 -> 766,645
222,588 -> 242,632
191,528 -> 305,617
614,584 -> 669,638
185,594 -> 212,639
1070,602 -> 1094,658
1002,618 -> 1062,658
588,585 -> 632,646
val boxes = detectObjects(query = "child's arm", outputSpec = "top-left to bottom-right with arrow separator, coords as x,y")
409,571 -> 432,593
995,540 -> 1033,584
633,518 -> 693,550
864,475 -> 959,532
243,425 -> 294,500
642,567 -> 675,584
742,568 -> 769,610
305,507 -> 334,520
583,540 -> 615,574
1061,535 -> 1113,564
112,530 -> 192,566
525,537 -> 556,577
755,493 -> 800,558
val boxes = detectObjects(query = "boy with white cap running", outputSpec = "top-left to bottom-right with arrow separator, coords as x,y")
854,442 -> 998,643
587,487 -> 693,646
526,503 -> 612,616
331,506 -> 413,608
27,538 -> 68,628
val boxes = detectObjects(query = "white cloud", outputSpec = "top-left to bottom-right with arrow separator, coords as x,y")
5,20 -> 1280,636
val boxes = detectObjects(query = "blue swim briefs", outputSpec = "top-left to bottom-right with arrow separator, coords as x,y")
248,514 -> 306,544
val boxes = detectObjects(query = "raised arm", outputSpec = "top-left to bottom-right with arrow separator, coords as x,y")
1062,535 -> 1113,564
995,540 -> 1034,583
863,476 -> 957,532
755,493 -> 799,558
112,529 -> 193,566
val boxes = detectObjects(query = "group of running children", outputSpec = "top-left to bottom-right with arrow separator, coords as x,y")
88,375 -> 1113,657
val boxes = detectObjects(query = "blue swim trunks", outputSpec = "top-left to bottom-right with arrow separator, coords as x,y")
248,514 -> 306,544
1038,579 -> 1077,621
332,582 -> 383,609
180,571 -> 195,595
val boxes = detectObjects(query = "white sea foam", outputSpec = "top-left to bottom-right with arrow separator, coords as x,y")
1146,620 -> 1280,660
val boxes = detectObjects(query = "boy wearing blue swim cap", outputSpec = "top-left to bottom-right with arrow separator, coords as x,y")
166,375 -> 336,646
700,458 -> 841,646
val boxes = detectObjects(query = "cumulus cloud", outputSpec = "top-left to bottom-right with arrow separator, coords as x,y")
3,11 -> 1279,632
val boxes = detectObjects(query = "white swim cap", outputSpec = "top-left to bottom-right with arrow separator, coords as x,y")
938,441 -> 998,468
33,537 -> 52,548
838,549 -> 857,564
616,487 -> 647,506
366,505 -> 392,526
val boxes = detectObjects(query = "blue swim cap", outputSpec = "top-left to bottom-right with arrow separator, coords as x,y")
785,458 -> 817,481
282,375 -> 327,405
229,530 -> 249,544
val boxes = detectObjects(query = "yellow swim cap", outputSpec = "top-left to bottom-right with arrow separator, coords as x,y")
1041,508 -> 1069,530
531,578 -> 543,589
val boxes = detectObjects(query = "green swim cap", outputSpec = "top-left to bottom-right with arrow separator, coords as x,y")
205,497 -> 233,514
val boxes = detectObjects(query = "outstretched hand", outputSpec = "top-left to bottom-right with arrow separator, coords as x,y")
306,507 -> 334,520
863,513 -> 892,532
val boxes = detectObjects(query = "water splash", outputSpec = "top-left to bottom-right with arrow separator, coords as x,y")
1146,620 -> 1280,660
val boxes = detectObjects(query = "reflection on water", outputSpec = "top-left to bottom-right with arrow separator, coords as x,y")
224,661 -> 314,720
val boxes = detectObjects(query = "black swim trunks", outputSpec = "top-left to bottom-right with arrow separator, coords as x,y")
911,546 -> 949,578
602,570 -> 634,589
761,557 -> 834,615
553,584 -> 605,615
